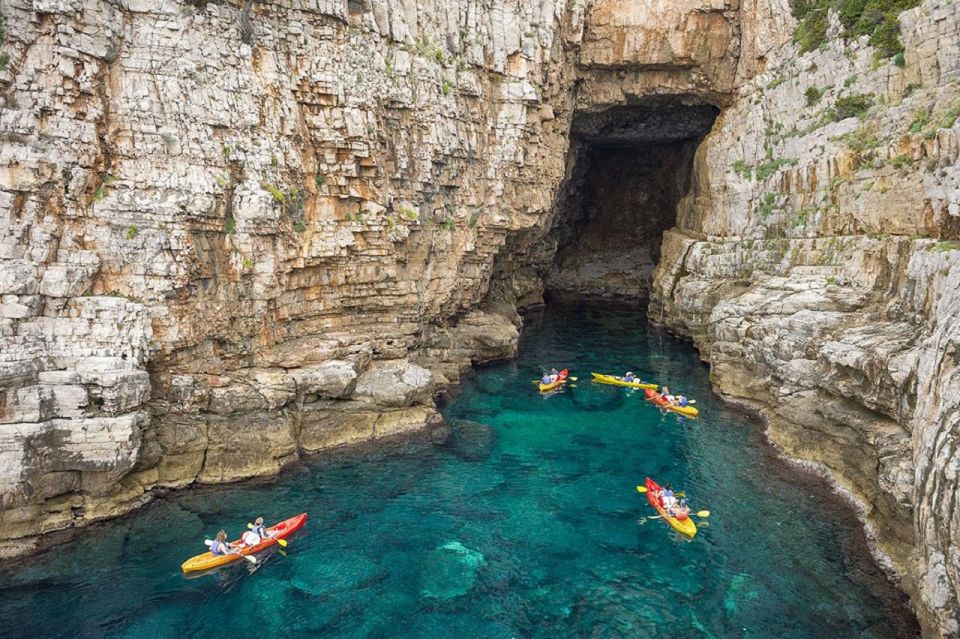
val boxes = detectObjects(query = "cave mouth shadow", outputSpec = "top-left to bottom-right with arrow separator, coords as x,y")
545,103 -> 719,302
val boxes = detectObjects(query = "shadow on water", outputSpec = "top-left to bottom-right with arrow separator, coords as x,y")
0,299 -> 919,638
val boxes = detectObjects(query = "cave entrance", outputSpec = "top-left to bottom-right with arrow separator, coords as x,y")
546,104 -> 718,301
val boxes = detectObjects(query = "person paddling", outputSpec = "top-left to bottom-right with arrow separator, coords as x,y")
250,516 -> 274,541
209,530 -> 238,556
549,367 -> 560,383
623,371 -> 636,382
661,386 -> 677,405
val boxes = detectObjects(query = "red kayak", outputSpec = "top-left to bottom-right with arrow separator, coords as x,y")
181,512 -> 307,573
642,477 -> 697,537
644,388 -> 699,416
539,368 -> 569,393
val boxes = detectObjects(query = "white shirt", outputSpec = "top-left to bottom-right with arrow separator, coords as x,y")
242,530 -> 261,546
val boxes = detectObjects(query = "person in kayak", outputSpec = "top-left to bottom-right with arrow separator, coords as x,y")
662,486 -> 677,511
241,528 -> 261,547
674,499 -> 691,520
210,530 -> 239,556
549,367 -> 560,383
677,394 -> 689,407
661,386 -> 677,405
623,371 -> 636,382
250,516 -> 274,541
541,372 -> 552,385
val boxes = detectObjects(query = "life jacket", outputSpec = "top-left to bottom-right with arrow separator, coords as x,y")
253,524 -> 268,538
210,540 -> 228,555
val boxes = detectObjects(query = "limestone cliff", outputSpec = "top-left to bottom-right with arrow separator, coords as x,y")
649,1 -> 960,634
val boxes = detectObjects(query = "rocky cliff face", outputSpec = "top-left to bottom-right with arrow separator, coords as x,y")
0,0 -> 568,553
649,1 -> 960,634
1,0 -> 957,634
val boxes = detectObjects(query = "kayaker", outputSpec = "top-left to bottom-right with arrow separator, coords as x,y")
549,367 -> 559,382
662,487 -> 677,511
674,499 -> 691,520
250,516 -> 274,540
677,394 -> 689,407
661,386 -> 677,405
542,373 -> 552,385
623,371 -> 635,382
209,530 -> 238,556
241,529 -> 261,547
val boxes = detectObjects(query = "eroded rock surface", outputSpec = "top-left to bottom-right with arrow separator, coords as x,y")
650,1 -> 960,633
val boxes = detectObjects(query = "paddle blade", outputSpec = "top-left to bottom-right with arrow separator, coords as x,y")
568,376 -> 578,381
277,538 -> 288,547
243,554 -> 257,564
675,491 -> 686,498
635,485 -> 647,493
204,539 -> 213,547
696,510 -> 710,518
247,523 -> 254,529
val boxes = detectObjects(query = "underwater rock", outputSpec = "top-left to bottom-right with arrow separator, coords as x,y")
449,420 -> 496,461
290,553 -> 383,597
418,540 -> 486,600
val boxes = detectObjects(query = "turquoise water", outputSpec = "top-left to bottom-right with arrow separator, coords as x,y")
0,301 -> 918,638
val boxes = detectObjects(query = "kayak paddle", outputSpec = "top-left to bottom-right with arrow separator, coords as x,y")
247,523 -> 288,547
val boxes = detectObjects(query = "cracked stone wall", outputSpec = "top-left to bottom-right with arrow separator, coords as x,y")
649,1 -> 960,634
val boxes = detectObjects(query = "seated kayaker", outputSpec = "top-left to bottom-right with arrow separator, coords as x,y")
674,499 -> 691,520
209,530 -> 238,556
661,386 -> 677,405
677,395 -> 689,407
623,372 -> 636,382
250,516 -> 274,540
541,373 -> 552,385
549,367 -> 559,382
241,529 -> 261,547
662,487 -> 677,511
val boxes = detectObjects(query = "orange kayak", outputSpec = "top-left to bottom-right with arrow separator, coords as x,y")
181,512 -> 307,573
644,388 -> 699,417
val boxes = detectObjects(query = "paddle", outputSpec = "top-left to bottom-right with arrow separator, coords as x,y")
205,539 -> 258,564
247,523 -> 288,547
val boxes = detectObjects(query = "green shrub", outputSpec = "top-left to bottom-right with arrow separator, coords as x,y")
790,0 -> 920,59
294,221 -> 306,234
124,225 -> 138,240
314,174 -> 324,188
766,75 -> 788,89
732,160 -> 753,179
225,214 -> 236,234
755,157 -> 797,180
805,86 -> 824,106
262,182 -> 285,204
893,52 -> 905,67
909,108 -> 931,133
441,79 -> 453,95
833,93 -> 874,120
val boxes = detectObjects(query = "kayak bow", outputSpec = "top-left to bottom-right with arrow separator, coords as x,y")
590,373 -> 658,390
641,478 -> 697,538
644,388 -> 699,417
181,512 -> 307,573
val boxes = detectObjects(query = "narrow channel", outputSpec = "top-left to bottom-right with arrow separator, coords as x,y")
0,301 -> 918,638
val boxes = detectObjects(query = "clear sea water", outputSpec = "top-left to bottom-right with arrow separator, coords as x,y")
0,301 -> 918,638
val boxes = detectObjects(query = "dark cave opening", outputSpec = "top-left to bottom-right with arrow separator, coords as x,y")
545,104 -> 719,301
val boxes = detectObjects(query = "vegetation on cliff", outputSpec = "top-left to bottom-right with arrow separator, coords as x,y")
790,0 -> 921,57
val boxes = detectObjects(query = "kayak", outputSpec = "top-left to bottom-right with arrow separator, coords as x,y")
181,512 -> 307,573
591,373 -> 658,390
539,368 -> 568,393
642,478 -> 697,538
644,388 -> 699,417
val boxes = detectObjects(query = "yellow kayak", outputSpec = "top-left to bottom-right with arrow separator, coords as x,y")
591,373 -> 658,390
641,479 -> 697,538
